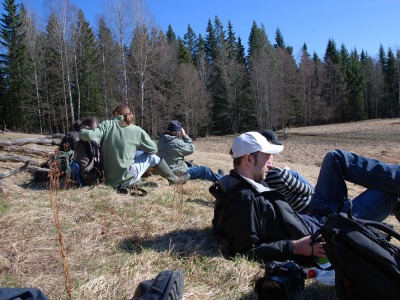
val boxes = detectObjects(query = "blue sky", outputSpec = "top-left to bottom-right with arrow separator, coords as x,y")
6,0 -> 400,59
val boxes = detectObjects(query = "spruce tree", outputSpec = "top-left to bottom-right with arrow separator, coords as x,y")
73,10 -> 102,119
182,24 -> 197,64
166,24 -> 176,43
0,0 -> 30,131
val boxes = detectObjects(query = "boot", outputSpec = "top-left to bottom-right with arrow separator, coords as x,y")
154,159 -> 190,185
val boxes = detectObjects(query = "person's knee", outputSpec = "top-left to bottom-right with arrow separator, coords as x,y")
148,154 -> 161,166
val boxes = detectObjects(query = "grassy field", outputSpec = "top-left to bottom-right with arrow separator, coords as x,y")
1,119 -> 400,299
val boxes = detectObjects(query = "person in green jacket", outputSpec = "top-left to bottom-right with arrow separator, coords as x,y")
157,120 -> 224,182
79,104 -> 188,190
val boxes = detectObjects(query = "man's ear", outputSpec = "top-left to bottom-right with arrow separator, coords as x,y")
245,153 -> 252,163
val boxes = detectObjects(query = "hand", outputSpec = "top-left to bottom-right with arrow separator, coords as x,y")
283,165 -> 291,170
181,128 -> 186,136
292,235 -> 326,258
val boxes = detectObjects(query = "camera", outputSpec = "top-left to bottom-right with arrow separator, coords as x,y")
255,260 -> 306,300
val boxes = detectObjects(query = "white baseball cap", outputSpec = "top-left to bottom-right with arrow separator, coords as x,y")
231,132 -> 284,158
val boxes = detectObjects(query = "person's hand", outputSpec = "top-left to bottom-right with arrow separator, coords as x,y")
283,165 -> 291,170
181,128 -> 186,136
292,235 -> 326,258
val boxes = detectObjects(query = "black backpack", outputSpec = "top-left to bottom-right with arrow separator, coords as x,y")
315,211 -> 400,300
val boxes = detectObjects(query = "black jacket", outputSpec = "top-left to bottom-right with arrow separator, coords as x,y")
210,171 -> 316,262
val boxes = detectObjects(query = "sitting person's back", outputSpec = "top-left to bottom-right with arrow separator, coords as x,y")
72,117 -> 101,186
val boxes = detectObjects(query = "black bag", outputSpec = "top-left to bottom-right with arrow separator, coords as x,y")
316,212 -> 400,300
131,270 -> 184,300
0,288 -> 49,300
254,260 -> 306,300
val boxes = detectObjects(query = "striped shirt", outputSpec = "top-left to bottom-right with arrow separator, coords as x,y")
265,167 -> 314,213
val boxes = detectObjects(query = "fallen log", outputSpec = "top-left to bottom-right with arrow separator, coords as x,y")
1,145 -> 54,157
0,137 -> 61,147
0,155 -> 40,166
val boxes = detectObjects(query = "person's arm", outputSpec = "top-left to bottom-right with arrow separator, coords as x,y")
174,129 -> 195,156
79,121 -> 106,142
268,167 -> 314,196
138,128 -> 158,154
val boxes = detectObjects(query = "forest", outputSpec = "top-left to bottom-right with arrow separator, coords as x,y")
1,0 -> 399,138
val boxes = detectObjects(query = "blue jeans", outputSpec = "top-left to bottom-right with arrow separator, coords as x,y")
187,166 -> 222,182
309,149 -> 400,222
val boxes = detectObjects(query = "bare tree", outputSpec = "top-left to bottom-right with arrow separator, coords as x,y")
104,0 -> 135,105
174,63 -> 212,137
45,0 -> 78,129
249,51 -> 280,130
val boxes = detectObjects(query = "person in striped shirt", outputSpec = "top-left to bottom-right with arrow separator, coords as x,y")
261,130 -> 314,213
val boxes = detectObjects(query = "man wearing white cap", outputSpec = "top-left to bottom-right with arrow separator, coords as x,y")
210,131 -> 400,263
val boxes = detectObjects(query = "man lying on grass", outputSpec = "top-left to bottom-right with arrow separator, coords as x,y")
210,131 -> 399,263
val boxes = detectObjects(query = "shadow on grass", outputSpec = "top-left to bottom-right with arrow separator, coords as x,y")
21,177 -> 80,191
185,197 -> 215,207
119,227 -> 230,258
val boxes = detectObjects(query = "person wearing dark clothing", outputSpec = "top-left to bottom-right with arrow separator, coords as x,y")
210,131 -> 399,263
59,120 -> 81,151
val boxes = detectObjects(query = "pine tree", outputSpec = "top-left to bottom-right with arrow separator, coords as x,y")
98,16 -> 119,117
204,18 -> 217,62
382,48 -> 398,117
177,38 -> 192,64
346,49 -> 366,120
73,10 -> 102,119
0,0 -> 30,131
275,27 -> 285,49
182,24 -> 197,64
166,24 -> 176,43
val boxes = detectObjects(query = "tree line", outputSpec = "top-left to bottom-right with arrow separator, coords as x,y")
1,0 -> 399,138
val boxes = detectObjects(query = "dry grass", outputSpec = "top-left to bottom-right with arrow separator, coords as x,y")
1,119 -> 400,299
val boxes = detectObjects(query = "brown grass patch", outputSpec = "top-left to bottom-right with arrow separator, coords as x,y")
1,119 -> 400,299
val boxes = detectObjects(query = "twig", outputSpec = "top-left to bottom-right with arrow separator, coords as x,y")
49,160 -> 72,299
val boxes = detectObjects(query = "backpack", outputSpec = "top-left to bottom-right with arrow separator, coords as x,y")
314,211 -> 400,300
71,140 -> 102,186
33,150 -> 74,182
0,288 -> 49,300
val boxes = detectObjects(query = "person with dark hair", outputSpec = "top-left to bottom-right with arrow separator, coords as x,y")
59,120 -> 82,151
71,117 -> 101,186
157,120 -> 224,182
210,131 -> 399,263
260,130 -> 314,212
79,105 -> 189,190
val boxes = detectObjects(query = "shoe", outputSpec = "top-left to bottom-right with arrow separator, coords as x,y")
115,185 -> 129,194
131,270 -> 184,300
218,169 -> 225,176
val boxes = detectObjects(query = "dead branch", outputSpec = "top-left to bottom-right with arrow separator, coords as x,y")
0,161 -> 30,179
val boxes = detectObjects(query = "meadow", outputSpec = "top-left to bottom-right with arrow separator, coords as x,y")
1,119 -> 400,299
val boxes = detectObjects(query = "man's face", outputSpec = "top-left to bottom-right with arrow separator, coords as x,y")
251,152 -> 273,182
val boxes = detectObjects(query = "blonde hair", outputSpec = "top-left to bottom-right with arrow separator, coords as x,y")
112,104 -> 135,126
